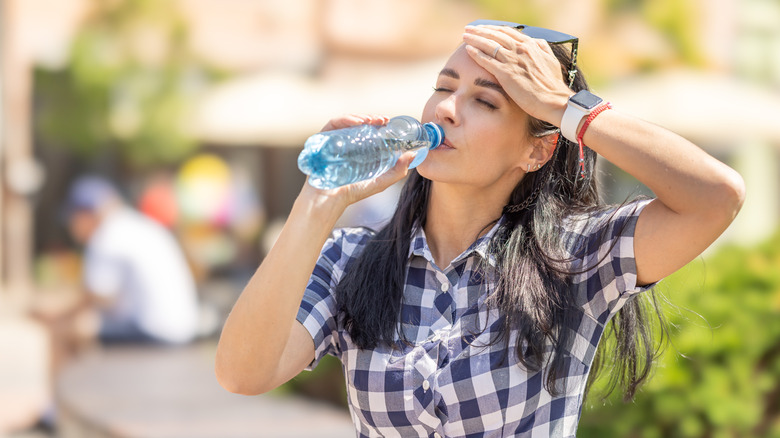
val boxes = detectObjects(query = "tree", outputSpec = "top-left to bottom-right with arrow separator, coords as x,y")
34,0 -> 216,169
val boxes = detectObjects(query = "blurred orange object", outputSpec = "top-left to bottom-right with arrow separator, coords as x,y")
138,177 -> 179,228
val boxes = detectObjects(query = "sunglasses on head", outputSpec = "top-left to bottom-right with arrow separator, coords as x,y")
468,19 -> 579,88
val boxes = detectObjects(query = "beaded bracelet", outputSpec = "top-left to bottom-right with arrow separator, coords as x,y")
576,102 -> 612,178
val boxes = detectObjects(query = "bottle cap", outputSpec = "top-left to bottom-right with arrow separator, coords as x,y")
424,123 -> 444,149
408,123 -> 445,169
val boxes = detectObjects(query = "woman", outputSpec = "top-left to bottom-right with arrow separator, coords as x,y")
215,21 -> 745,437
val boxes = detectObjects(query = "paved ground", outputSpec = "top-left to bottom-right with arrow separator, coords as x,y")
2,430 -> 51,438
52,342 -> 355,438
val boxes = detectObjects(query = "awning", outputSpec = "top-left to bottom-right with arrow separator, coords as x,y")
194,66 -> 780,150
192,57 -> 447,147
601,70 -> 780,150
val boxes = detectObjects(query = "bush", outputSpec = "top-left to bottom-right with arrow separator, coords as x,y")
579,231 -> 780,437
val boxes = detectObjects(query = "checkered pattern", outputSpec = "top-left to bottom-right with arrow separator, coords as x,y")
297,200 -> 653,437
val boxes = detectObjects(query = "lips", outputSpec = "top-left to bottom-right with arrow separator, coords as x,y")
438,139 -> 456,150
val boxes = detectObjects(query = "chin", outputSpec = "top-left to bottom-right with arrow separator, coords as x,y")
416,166 -> 459,185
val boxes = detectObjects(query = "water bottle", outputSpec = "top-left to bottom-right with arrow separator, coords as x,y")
297,116 -> 444,189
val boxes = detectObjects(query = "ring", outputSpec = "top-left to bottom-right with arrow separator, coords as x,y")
492,45 -> 501,58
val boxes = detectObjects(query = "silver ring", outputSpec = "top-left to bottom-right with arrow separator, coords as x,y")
492,45 -> 501,58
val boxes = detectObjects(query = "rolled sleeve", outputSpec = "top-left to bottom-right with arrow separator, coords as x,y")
296,227 -> 373,370
565,199 -> 657,324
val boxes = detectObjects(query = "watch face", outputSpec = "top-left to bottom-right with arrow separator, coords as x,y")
570,90 -> 602,110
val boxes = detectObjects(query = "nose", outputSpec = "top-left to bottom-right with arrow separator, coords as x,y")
434,93 -> 460,127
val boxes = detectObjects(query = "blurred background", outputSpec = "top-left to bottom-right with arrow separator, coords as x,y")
0,0 -> 778,437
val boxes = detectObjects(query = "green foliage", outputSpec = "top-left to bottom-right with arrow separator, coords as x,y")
604,0 -> 706,67
580,231 -> 780,437
35,0 -> 217,168
639,0 -> 706,67
277,354 -> 348,408
468,0 -> 544,25
472,0 -> 706,82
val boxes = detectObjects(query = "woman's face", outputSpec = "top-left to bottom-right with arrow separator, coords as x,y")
418,44 -> 534,190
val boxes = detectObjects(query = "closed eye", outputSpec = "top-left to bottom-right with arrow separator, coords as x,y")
434,87 -> 498,110
477,99 -> 498,110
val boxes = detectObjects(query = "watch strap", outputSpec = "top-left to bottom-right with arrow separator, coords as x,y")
561,101 -> 588,143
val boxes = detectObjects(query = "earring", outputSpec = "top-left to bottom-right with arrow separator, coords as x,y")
527,164 -> 531,172
535,164 -> 541,170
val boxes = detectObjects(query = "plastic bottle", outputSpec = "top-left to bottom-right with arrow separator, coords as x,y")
297,116 -> 444,189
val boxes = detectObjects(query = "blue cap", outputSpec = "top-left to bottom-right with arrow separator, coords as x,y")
408,123 -> 445,169
424,122 -> 444,150
63,175 -> 120,216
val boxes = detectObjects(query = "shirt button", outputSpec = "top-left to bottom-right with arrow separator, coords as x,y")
422,380 -> 430,391
440,283 -> 449,292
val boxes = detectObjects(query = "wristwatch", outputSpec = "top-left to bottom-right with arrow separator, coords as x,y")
561,90 -> 603,143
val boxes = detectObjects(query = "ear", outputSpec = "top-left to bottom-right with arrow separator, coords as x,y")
527,133 -> 558,171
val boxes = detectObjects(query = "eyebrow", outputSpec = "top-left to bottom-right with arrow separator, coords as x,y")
439,68 -> 510,101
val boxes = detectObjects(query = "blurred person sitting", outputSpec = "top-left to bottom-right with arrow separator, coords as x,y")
64,175 -> 200,345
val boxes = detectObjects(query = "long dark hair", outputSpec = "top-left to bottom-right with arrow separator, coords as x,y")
335,43 -> 665,401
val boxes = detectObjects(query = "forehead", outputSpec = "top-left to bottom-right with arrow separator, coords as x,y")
440,44 -> 498,83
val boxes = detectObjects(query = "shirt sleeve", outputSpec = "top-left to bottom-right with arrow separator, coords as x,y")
295,227 -> 372,370
564,199 -> 656,324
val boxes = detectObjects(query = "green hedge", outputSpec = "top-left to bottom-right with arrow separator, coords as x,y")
579,231 -> 780,437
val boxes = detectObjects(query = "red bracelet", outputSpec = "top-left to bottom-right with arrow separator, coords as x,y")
576,102 -> 612,178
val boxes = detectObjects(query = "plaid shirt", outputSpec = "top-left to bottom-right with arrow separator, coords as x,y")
297,200 -> 653,437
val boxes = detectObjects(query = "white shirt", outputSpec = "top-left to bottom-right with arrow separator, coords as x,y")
84,208 -> 199,344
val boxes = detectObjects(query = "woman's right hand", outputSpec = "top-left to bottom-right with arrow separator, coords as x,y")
299,114 -> 417,211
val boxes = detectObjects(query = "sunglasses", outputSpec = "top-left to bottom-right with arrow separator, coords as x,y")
468,20 -> 579,89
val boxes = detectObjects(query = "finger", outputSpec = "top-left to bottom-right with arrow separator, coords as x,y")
534,37 -> 554,55
492,25 -> 536,45
350,152 -> 414,200
467,25 -> 551,58
396,151 -> 417,168
501,30 -> 558,68
376,152 -> 414,185
462,33 -> 506,61
474,24 -> 548,50
342,114 -> 388,127
321,114 -> 388,131
464,28 -> 544,64
364,114 -> 390,126
463,43 -> 501,68
464,27 -> 511,52
464,25 -> 517,45
320,114 -> 365,131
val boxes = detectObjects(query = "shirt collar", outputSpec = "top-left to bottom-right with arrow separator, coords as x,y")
408,218 -> 504,267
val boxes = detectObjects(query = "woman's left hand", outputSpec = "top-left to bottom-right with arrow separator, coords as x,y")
462,25 -> 573,127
